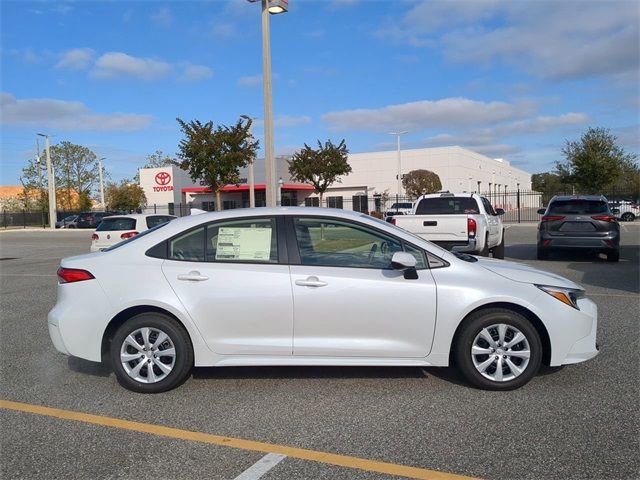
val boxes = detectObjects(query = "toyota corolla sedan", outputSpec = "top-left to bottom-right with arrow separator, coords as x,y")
48,208 -> 599,393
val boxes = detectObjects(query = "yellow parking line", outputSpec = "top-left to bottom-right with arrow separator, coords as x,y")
0,399 -> 478,480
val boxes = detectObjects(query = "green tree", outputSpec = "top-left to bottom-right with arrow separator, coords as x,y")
106,180 -> 147,212
49,141 -> 100,210
402,169 -> 442,199
20,155 -> 49,210
531,172 -> 569,204
556,127 -> 638,194
288,139 -> 352,205
176,117 -> 258,211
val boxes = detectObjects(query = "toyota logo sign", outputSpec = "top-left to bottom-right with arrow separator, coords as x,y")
153,171 -> 174,192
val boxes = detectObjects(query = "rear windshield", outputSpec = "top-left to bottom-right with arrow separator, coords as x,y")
103,223 -> 169,251
390,203 -> 413,209
548,200 -> 608,215
415,197 -> 479,215
97,218 -> 137,231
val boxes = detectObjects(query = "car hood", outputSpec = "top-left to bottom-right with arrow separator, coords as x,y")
475,257 -> 582,289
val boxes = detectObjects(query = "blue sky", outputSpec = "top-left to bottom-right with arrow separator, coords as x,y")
1,0 -> 639,187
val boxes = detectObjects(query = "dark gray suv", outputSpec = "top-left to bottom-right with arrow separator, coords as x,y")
537,195 -> 620,262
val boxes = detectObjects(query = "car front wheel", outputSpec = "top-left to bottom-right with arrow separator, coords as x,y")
110,313 -> 193,393
454,309 -> 542,390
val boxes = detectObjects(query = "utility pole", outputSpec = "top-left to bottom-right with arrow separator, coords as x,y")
389,131 -> 408,208
98,158 -> 105,210
35,139 -> 43,203
37,133 -> 56,229
240,115 -> 256,208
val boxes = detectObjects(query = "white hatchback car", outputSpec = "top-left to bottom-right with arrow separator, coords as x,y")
50,208 -> 599,393
90,214 -> 176,252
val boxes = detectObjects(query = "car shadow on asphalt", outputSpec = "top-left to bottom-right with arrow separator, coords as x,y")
506,243 -> 640,294
68,357 -> 112,377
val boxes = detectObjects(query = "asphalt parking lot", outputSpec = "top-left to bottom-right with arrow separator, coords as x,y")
1,224 -> 638,480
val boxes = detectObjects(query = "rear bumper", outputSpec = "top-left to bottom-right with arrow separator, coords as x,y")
433,238 -> 477,252
538,231 -> 619,251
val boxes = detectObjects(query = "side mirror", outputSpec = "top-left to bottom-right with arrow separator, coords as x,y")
537,208 -> 546,215
391,252 -> 418,280
495,208 -> 505,216
611,208 -> 620,215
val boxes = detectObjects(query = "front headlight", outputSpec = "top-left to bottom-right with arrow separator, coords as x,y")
536,285 -> 585,310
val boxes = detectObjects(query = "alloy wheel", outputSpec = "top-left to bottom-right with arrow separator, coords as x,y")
471,323 -> 531,382
119,327 -> 176,383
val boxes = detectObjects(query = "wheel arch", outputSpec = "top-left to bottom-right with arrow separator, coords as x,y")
101,305 -> 192,362
449,302 -> 552,366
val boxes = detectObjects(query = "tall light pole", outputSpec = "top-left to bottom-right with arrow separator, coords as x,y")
240,115 -> 257,208
98,158 -> 106,210
247,0 -> 288,207
389,131 -> 408,206
37,133 -> 56,229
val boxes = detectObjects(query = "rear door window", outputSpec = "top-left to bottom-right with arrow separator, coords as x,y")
146,216 -> 174,229
415,197 -> 479,215
96,218 -> 136,231
549,200 -> 608,215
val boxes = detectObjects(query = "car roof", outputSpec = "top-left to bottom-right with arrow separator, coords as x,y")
550,195 -> 607,202
101,213 -> 177,220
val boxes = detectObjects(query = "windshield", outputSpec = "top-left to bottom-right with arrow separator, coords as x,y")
548,200 -> 608,215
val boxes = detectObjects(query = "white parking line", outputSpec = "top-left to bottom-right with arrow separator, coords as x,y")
233,453 -> 287,480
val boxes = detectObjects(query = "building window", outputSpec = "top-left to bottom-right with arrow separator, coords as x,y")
201,201 -> 215,211
352,195 -> 368,213
326,196 -> 343,209
305,197 -> 320,207
281,192 -> 298,207
168,203 -> 174,215
222,200 -> 238,210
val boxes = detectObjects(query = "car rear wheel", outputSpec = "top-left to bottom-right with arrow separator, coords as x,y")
454,309 -> 542,390
607,250 -> 620,262
479,234 -> 490,256
536,246 -> 549,260
492,231 -> 505,259
110,313 -> 193,393
621,212 -> 635,222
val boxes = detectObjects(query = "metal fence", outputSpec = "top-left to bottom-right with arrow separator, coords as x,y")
3,190 -> 638,228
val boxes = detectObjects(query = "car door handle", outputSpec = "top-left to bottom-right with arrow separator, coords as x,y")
295,276 -> 328,288
177,271 -> 209,282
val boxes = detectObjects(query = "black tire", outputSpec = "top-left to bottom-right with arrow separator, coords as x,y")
479,234 -> 490,256
492,231 -> 505,259
621,212 -> 635,222
454,308 -> 542,390
110,313 -> 193,393
607,249 -> 620,262
536,246 -> 549,260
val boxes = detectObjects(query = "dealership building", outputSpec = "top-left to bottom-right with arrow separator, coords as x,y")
139,146 -> 531,214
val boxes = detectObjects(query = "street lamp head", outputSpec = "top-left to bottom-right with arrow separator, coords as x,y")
37,133 -> 47,137
268,0 -> 288,14
388,131 -> 408,136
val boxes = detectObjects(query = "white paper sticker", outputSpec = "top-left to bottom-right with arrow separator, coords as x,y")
215,227 -> 272,261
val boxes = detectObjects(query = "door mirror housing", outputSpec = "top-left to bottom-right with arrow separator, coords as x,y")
611,208 -> 620,215
391,252 -> 417,270
495,208 -> 505,216
537,208 -> 546,215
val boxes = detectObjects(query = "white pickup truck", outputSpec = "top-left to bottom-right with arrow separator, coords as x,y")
391,192 -> 506,258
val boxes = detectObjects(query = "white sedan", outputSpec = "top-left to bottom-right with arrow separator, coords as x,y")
49,208 -> 599,393
90,214 -> 176,252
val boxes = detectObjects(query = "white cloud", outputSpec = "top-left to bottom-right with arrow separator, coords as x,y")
91,52 -> 171,80
55,48 -> 95,70
179,64 -> 213,82
151,7 -> 172,27
379,0 -> 640,80
322,98 -> 532,132
0,92 -> 152,131
238,74 -> 262,87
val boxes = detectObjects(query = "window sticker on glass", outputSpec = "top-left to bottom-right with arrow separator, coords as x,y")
215,227 -> 272,261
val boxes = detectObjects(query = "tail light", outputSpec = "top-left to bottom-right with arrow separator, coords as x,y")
390,218 -> 396,225
591,215 -> 616,222
120,231 -> 139,239
541,215 -> 565,222
57,267 -> 95,284
467,218 -> 476,238
91,233 -> 98,241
